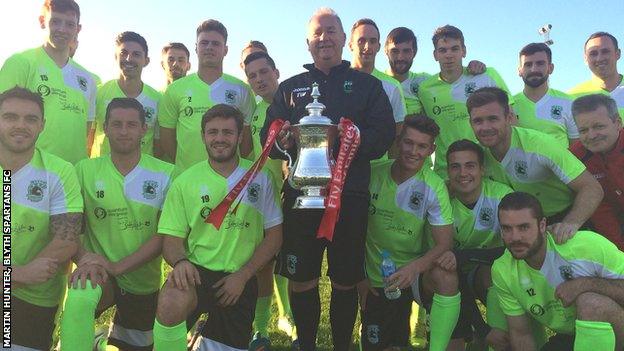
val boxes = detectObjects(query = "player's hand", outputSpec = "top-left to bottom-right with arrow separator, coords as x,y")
213,271 -> 248,307
547,221 -> 579,244
467,60 -> 486,75
277,121 -> 293,149
170,260 -> 201,290
387,261 -> 420,290
485,328 -> 510,351
356,279 -> 379,312
78,252 -> 116,276
555,278 -> 587,307
70,263 -> 108,289
14,257 -> 58,285
436,251 -> 457,271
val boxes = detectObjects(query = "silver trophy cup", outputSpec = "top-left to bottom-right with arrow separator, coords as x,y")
278,83 -> 337,209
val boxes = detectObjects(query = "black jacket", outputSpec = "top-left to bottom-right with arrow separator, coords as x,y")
261,60 -> 395,198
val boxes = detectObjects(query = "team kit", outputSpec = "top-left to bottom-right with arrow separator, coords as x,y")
1,0 -> 624,350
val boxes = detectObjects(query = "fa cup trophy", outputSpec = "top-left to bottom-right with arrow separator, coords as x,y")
278,83 -> 338,209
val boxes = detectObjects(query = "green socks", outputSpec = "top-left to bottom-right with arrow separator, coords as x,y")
574,320 -> 615,351
429,292 -> 461,351
254,296 -> 272,336
153,319 -> 187,351
60,283 -> 103,351
274,274 -> 292,319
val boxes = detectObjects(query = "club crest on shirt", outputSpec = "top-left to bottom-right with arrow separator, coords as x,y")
77,75 -> 88,92
225,89 -> 237,104
145,107 -> 155,123
559,265 -> 574,281
408,191 -> 424,211
142,180 -> 158,200
410,80 -> 420,95
514,160 -> 528,179
464,82 -> 477,97
478,207 -> 494,227
344,80 -> 353,94
550,105 -> 563,120
27,180 -> 47,202
366,325 -> 380,344
247,183 -> 260,203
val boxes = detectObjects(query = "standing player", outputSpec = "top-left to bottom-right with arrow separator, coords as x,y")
360,116 -> 460,351
159,19 -> 255,177
514,43 -> 578,147
161,42 -> 191,87
243,50 -> 296,348
152,104 -> 283,351
60,98 -> 173,351
492,192 -> 624,350
418,25 -> 512,178
261,7 -> 394,351
570,94 -> 624,250
569,32 -> 624,118
1,87 -> 83,350
467,87 -> 603,242
91,32 -> 162,158
0,0 -> 98,164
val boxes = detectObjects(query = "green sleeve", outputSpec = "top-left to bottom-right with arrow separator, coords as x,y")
157,180 -> 189,238
540,141 -> 586,184
492,261 -> 526,316
427,176 -> 454,226
52,162 -> 84,215
0,53 -> 30,92
158,86 -> 180,129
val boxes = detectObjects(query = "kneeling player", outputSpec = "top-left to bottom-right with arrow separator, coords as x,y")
60,98 -> 174,350
493,192 -> 624,350
359,116 -> 460,351
152,104 -> 283,350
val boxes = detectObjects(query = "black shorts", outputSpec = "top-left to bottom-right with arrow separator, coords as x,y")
98,279 -> 158,351
275,194 -> 369,286
186,265 -> 258,350
11,296 -> 58,350
361,287 -> 413,351
541,333 -> 575,351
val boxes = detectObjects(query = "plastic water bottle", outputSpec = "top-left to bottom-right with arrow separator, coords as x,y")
381,250 -> 401,300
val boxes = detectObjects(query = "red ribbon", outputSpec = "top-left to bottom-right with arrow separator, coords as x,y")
205,119 -> 285,229
317,118 -> 360,241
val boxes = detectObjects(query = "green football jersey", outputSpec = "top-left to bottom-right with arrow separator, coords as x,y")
91,80 -> 162,157
366,160 -> 453,287
157,158 -> 282,272
159,73 -> 255,176
569,76 -> 624,120
492,231 -> 624,334
75,154 -> 173,294
452,179 -> 513,250
0,47 -> 98,164
5,148 -> 83,307
483,127 -> 585,217
385,70 -> 430,115
418,67 -> 513,178
513,89 -> 578,147
372,68 -> 407,123
250,99 -> 284,192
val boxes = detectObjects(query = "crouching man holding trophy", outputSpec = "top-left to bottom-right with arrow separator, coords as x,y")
260,8 -> 394,350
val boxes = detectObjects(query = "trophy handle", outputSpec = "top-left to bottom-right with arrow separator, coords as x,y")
275,140 -> 293,170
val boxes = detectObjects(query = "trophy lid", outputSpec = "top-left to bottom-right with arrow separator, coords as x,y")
299,83 -> 333,125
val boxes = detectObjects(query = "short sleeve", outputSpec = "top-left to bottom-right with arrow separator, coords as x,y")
50,162 -> 84,215
157,180 -> 190,237
540,143 -> 586,184
0,53 -> 30,93
259,172 -> 283,229
426,176 -> 454,226
158,86 -> 180,129
492,262 -> 526,316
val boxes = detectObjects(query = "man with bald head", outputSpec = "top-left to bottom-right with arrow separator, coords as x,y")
261,7 -> 394,350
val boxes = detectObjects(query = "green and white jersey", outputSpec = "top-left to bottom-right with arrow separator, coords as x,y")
492,231 -> 624,334
159,73 -> 255,176
513,89 -> 578,147
418,67 -> 513,177
452,179 -> 513,250
4,148 -> 83,307
366,160 -> 453,287
250,99 -> 284,192
75,155 -> 173,294
569,76 -> 624,120
483,127 -> 585,217
91,80 -> 162,157
386,70 -> 431,115
158,158 -> 282,272
372,68 -> 407,123
0,47 -> 98,164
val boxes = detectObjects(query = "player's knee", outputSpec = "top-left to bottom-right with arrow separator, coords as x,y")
290,278 -> 319,292
575,291 -> 617,321
156,283 -> 196,325
474,265 -> 493,298
429,265 -> 458,294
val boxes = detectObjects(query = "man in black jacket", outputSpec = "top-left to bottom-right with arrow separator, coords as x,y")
261,7 -> 394,351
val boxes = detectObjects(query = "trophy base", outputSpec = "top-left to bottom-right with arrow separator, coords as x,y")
293,195 -> 326,209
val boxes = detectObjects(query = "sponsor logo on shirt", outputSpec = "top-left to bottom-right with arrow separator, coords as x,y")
478,207 -> 494,227
37,84 -> 51,97
200,206 -> 212,219
529,303 -> 545,316
184,106 -> 194,117
408,191 -> 424,211
94,207 -> 107,219
225,89 -> 237,104
550,105 -> 563,120
142,180 -> 158,200
26,180 -> 47,202
247,183 -> 260,203
366,325 -> 380,344
410,80 -> 420,95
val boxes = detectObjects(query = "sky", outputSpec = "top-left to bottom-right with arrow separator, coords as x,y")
1,0 -> 623,94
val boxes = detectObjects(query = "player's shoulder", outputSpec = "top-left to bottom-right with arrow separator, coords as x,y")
34,148 -> 76,176
140,154 -> 175,175
67,59 -> 98,84
6,47 -> 41,62
492,249 -> 515,274
483,178 -> 513,197
165,73 -> 198,93
142,82 -> 162,99
221,73 -> 249,87
559,230 -> 615,251
513,126 -> 561,149
371,159 -> 393,174
568,80 -> 596,95
97,79 -> 118,94
372,69 -> 401,89
547,88 -> 573,100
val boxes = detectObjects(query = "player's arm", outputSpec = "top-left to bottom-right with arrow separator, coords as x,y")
159,127 -> 177,162
213,224 -> 282,306
466,60 -> 486,75
506,314 -> 537,350
109,235 -> 163,277
556,277 -> 624,307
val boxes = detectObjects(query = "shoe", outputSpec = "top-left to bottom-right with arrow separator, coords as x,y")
93,326 -> 109,351
249,332 -> 271,351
